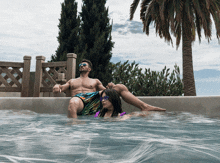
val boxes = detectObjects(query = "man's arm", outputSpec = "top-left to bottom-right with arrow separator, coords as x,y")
53,80 -> 71,93
106,82 -> 116,89
96,79 -> 106,91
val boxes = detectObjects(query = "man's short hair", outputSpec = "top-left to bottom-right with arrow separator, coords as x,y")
81,59 -> 93,70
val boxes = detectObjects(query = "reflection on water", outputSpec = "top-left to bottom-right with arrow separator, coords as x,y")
0,110 -> 220,163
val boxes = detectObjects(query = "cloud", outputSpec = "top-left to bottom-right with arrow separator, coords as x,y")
111,21 -> 220,72
0,0 -> 220,95
112,20 -> 143,34
0,0 -> 61,71
111,29 -> 183,72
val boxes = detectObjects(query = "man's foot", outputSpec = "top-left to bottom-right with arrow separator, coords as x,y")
141,104 -> 166,112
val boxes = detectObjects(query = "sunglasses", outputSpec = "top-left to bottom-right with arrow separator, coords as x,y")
79,63 -> 87,67
100,96 -> 109,101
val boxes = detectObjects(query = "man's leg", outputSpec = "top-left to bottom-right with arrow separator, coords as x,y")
112,84 -> 166,111
68,97 -> 84,118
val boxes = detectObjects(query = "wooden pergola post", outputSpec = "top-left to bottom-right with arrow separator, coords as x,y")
66,53 -> 77,97
34,56 -> 45,97
21,56 -> 31,97
66,53 -> 77,81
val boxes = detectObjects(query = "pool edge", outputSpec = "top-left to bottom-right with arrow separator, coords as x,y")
0,96 -> 220,118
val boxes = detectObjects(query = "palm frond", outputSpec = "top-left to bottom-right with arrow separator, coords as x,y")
195,12 -> 202,42
160,0 -> 166,22
184,0 -> 193,24
201,0 -> 212,41
192,0 -> 206,25
209,0 -> 220,39
185,0 -> 197,42
132,0 -> 219,48
175,0 -> 184,23
175,22 -> 181,49
163,20 -> 173,45
143,16 -> 152,35
192,0 -> 203,16
140,0 -> 152,21
161,0 -> 173,45
191,23 -> 196,42
130,0 -> 141,20
206,0 -> 210,10
143,0 -> 156,33
167,1 -> 175,34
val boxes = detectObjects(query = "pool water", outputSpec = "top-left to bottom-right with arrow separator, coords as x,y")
0,110 -> 220,163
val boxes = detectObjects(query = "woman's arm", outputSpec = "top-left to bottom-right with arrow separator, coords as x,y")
118,111 -> 150,120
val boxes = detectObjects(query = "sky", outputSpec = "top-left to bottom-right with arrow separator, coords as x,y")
0,0 -> 220,96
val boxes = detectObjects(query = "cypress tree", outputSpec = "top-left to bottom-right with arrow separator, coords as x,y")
51,0 -> 82,70
79,0 -> 114,86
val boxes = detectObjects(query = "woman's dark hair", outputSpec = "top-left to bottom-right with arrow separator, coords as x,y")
99,89 -> 122,117
81,59 -> 93,70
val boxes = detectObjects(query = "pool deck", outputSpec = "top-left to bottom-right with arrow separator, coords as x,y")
0,96 -> 220,118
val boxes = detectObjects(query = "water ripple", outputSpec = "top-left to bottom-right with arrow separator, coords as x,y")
0,110 -> 220,162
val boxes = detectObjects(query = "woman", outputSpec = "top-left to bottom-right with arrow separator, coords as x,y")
95,89 -> 152,119
94,89 -> 126,118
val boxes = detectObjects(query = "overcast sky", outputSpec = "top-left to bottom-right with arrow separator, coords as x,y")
0,0 -> 220,96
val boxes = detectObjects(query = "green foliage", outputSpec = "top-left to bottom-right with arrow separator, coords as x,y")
130,0 -> 220,96
50,0 -> 83,76
78,0 -> 114,86
51,0 -> 80,61
51,0 -> 114,83
111,61 -> 183,96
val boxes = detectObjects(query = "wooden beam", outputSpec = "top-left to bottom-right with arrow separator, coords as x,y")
0,62 -> 23,68
42,62 -> 67,68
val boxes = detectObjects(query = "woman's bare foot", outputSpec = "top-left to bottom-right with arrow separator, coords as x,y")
141,104 -> 166,112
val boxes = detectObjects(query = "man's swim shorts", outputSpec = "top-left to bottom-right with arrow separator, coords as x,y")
74,91 -> 102,115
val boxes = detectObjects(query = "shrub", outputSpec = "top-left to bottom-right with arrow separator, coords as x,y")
111,60 -> 183,96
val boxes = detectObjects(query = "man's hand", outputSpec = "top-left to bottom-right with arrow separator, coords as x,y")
106,82 -> 116,89
53,84 -> 61,93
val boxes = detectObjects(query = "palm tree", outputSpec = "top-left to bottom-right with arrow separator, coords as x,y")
130,0 -> 220,96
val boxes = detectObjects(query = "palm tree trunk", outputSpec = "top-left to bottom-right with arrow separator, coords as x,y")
182,14 -> 196,96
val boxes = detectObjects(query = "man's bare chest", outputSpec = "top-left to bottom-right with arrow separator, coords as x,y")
70,79 -> 97,89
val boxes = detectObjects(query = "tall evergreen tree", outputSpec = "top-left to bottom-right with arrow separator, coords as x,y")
79,0 -> 114,86
51,0 -> 82,66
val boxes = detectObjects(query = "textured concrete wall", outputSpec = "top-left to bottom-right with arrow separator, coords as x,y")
0,96 -> 220,118
0,92 -> 21,97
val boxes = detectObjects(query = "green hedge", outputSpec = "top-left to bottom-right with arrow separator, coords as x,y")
111,60 -> 183,96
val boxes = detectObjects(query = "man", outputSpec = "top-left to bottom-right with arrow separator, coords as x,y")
53,59 -> 165,118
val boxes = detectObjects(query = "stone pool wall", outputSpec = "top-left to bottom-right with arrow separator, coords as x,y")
0,96 -> 220,118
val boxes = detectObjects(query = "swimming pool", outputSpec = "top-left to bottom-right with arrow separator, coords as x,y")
0,110 -> 220,163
